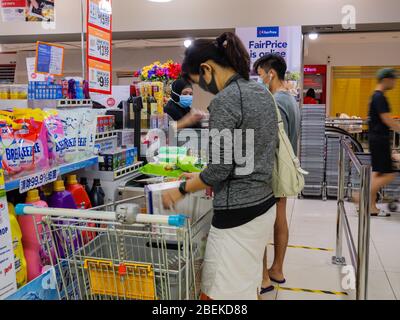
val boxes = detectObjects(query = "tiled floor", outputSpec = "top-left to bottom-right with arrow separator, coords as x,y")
260,198 -> 400,300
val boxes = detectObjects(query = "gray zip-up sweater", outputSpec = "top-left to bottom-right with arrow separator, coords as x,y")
199,75 -> 278,229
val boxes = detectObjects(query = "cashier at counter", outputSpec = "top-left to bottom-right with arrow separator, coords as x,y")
164,79 -> 203,129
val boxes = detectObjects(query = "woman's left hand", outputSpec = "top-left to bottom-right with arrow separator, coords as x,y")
162,188 -> 184,209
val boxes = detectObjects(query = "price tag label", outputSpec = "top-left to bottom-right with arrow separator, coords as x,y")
88,26 -> 111,61
19,169 -> 59,194
88,59 -> 111,93
88,0 -> 111,31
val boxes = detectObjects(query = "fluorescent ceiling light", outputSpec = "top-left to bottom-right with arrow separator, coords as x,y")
308,33 -> 319,40
184,39 -> 192,48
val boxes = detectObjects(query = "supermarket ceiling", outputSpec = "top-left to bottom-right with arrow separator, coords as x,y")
0,0 -> 400,44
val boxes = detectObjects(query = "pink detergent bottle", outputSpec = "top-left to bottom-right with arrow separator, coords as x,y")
18,189 -> 48,282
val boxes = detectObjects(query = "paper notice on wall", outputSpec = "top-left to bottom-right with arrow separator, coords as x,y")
0,170 -> 17,300
25,0 -> 55,22
26,57 -> 46,82
1,0 -> 55,22
0,0 -> 26,21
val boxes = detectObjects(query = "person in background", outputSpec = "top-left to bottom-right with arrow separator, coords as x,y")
162,32 -> 278,300
164,79 -> 203,129
367,68 -> 399,217
304,88 -> 318,104
254,53 -> 301,294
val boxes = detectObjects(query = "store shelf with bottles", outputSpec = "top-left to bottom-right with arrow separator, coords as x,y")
0,99 -> 93,110
4,156 -> 99,192
0,99 -> 28,109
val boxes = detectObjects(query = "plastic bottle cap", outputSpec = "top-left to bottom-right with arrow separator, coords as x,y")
53,180 -> 66,192
42,184 -> 53,196
67,175 -> 78,185
26,189 -> 40,203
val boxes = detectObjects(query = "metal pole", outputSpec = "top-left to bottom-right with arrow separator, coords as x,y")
81,0 -> 86,79
333,138 -> 346,265
357,165 -> 371,300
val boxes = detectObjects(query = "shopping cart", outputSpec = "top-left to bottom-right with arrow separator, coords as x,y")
15,193 -> 212,300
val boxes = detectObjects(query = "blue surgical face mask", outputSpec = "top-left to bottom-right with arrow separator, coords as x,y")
258,76 -> 270,90
179,95 -> 193,108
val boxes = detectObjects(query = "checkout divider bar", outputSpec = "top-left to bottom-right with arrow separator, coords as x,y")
333,138 -> 371,300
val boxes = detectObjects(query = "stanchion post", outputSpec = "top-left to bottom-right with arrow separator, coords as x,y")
333,138 -> 346,265
357,165 -> 371,300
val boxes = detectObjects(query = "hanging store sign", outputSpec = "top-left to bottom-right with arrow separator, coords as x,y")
0,170 -> 17,300
88,59 -> 111,94
236,25 -> 302,98
35,41 -> 65,76
87,0 -> 111,31
87,0 -> 112,95
88,25 -> 111,62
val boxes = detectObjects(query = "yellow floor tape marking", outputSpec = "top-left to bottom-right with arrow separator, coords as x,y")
277,286 -> 348,296
269,243 -> 334,252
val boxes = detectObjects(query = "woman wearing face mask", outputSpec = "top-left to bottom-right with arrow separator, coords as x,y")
162,32 -> 278,300
164,79 -> 203,129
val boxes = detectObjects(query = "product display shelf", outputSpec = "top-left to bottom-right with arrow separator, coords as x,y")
300,105 -> 326,197
0,99 -> 28,109
95,130 -> 119,142
23,99 -> 92,109
85,161 -> 144,182
82,161 -> 144,204
5,156 -> 99,192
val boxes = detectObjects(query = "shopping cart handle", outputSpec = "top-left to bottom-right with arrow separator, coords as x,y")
168,215 -> 187,227
15,204 -> 33,216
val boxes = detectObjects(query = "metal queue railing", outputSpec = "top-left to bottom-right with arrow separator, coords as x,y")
332,138 -> 371,300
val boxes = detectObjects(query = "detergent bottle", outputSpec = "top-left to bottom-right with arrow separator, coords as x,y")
48,180 -> 78,209
40,184 -> 53,203
18,189 -> 48,281
8,203 -> 28,288
80,177 -> 91,196
66,175 -> 92,209
89,179 -> 105,208
48,180 -> 82,257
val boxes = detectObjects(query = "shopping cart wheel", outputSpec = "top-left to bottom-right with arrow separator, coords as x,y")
388,201 -> 398,212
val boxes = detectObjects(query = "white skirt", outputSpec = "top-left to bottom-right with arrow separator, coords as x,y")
201,206 -> 276,300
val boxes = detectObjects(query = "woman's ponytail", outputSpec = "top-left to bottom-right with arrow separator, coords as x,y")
216,32 -> 250,80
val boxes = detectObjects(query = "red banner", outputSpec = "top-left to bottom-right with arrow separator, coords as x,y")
87,0 -> 112,95
0,0 -> 27,8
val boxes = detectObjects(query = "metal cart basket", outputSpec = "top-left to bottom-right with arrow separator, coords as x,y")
16,193 -> 212,301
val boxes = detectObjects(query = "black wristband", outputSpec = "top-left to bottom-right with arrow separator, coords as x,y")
179,181 -> 188,196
